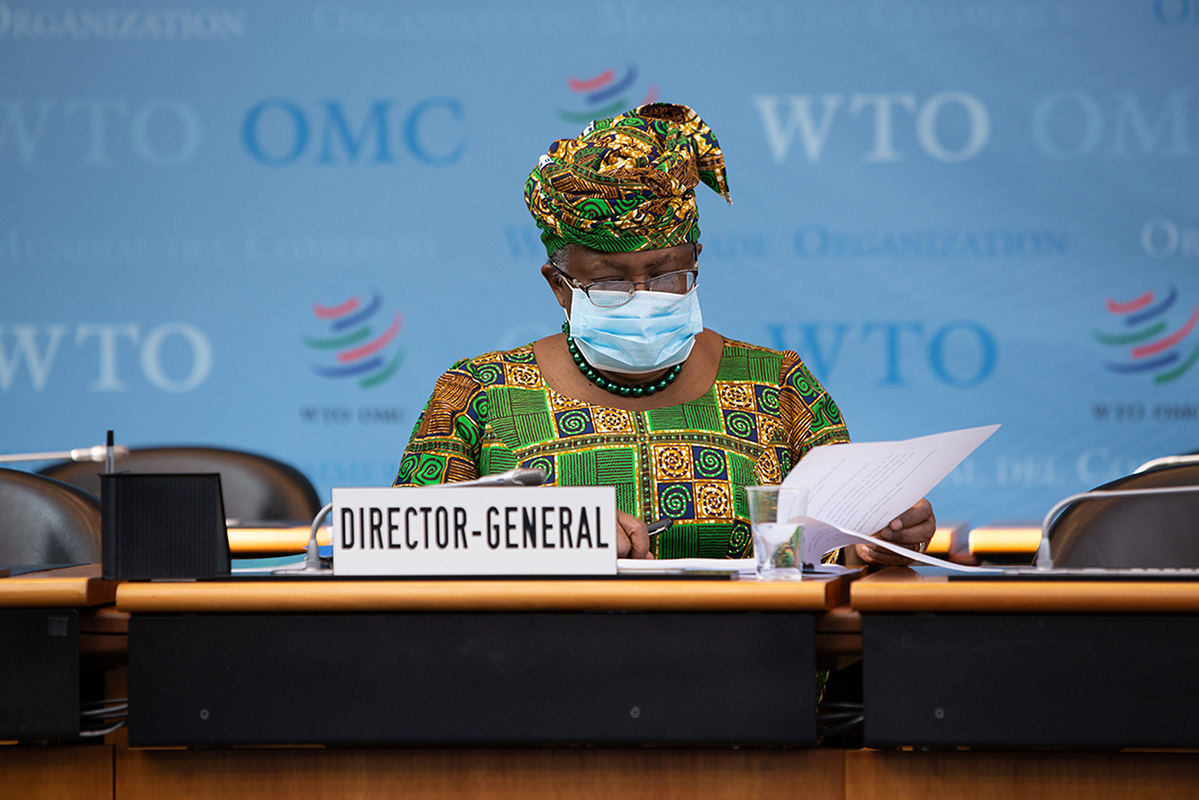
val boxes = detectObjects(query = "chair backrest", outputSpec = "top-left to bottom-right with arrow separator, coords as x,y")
0,468 -> 102,567
39,446 -> 322,522
1050,464 -> 1199,567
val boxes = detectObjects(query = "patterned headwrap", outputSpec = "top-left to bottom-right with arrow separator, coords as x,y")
524,102 -> 731,258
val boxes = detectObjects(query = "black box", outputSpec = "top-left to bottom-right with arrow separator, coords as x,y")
101,473 -> 230,580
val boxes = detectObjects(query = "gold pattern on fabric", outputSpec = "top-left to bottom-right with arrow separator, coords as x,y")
505,363 -> 541,388
716,383 -> 755,410
695,481 -> 733,520
759,415 -> 784,447
414,371 -> 478,438
651,444 -> 693,480
546,386 -> 586,411
444,458 -> 476,484
756,458 -> 783,486
593,407 -> 636,433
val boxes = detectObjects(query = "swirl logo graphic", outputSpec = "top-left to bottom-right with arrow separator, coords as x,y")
303,292 -> 405,389
1095,285 -> 1198,384
556,65 -> 659,124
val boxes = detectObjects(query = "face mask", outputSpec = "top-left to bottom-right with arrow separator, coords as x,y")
567,287 -> 703,375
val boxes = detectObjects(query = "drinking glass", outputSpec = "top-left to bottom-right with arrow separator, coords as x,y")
746,485 -> 809,581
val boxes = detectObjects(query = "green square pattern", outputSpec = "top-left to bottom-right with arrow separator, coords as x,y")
645,405 -> 688,431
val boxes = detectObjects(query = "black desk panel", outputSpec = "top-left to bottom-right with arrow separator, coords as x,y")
129,612 -> 816,746
863,613 -> 1199,749
0,608 -> 80,740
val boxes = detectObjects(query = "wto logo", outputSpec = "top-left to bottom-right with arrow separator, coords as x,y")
1096,285 -> 1198,384
556,65 -> 659,124
303,293 -> 404,389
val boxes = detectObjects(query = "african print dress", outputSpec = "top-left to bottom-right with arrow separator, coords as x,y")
393,338 -> 850,559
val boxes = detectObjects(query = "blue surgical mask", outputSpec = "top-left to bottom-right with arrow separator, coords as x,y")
567,288 -> 704,375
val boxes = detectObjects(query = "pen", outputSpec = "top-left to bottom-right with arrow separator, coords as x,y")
646,519 -> 673,536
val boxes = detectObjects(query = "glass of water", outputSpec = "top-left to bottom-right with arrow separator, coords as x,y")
746,485 -> 809,581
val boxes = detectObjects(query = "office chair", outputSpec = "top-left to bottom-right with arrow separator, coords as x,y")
1134,454 -> 1199,474
0,468 -> 102,567
39,446 -> 322,522
1049,463 -> 1199,568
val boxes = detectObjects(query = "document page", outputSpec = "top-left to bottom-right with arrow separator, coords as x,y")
800,519 -> 996,573
780,424 -> 1000,569
782,424 -> 998,532
615,558 -> 859,576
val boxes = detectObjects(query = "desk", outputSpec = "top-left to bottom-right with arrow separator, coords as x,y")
0,565 -> 116,740
853,568 -> 1199,749
0,565 -> 118,799
118,575 -> 850,747
226,524 -> 329,558
9,568 -> 1199,799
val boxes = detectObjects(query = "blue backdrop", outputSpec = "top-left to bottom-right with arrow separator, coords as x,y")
3,0 -> 1198,527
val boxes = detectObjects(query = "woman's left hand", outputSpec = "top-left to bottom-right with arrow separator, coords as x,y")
853,498 -> 936,566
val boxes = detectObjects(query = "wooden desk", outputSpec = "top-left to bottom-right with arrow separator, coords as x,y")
852,568 -> 1199,749
10,568 -> 1199,799
118,575 -> 851,748
226,525 -> 329,558
117,573 -> 849,613
0,565 -> 119,799
0,565 -> 117,741
0,563 -> 116,609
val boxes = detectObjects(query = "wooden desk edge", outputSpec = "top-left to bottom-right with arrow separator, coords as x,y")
851,568 -> 1199,613
0,564 -> 117,608
117,574 -> 857,613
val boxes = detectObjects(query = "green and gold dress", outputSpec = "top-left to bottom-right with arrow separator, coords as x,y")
394,338 -> 849,559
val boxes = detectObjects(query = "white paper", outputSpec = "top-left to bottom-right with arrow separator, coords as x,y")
800,518 -> 993,573
616,557 -> 858,577
779,424 -> 1000,571
617,557 -> 754,575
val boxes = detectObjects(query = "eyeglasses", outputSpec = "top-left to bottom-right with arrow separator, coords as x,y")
551,248 -> 699,308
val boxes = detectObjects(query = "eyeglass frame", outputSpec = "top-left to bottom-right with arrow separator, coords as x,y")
549,244 -> 700,308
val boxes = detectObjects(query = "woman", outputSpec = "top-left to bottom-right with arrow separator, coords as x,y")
395,103 -> 934,564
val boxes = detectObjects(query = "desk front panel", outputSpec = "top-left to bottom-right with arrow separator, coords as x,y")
862,612 -> 1199,749
128,611 -> 816,747
0,608 -> 81,739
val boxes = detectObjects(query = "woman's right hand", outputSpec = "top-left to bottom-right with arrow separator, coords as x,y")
616,510 -> 654,559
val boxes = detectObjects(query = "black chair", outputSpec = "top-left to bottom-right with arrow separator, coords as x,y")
0,468 -> 102,567
1049,464 -> 1199,568
39,446 -> 322,522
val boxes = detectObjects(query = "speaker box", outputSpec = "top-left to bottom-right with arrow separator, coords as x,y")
101,473 -> 230,580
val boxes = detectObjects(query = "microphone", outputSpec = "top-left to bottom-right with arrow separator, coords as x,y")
1036,484 -> 1199,569
0,444 -> 130,464
438,468 -> 548,487
274,502 -> 334,575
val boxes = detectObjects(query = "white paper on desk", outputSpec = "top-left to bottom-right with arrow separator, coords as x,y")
616,558 -> 859,576
617,557 -> 754,575
800,518 -> 991,573
778,424 -> 1000,572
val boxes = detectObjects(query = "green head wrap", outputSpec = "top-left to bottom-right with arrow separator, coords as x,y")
524,103 -> 731,258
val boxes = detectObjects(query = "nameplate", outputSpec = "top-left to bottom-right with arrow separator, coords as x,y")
332,486 -> 618,576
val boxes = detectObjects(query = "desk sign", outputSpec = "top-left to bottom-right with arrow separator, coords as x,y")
331,486 -> 617,576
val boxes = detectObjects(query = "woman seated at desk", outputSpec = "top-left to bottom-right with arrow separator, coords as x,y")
394,103 -> 933,565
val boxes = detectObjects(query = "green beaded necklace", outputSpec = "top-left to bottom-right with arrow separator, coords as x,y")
561,321 -> 683,398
